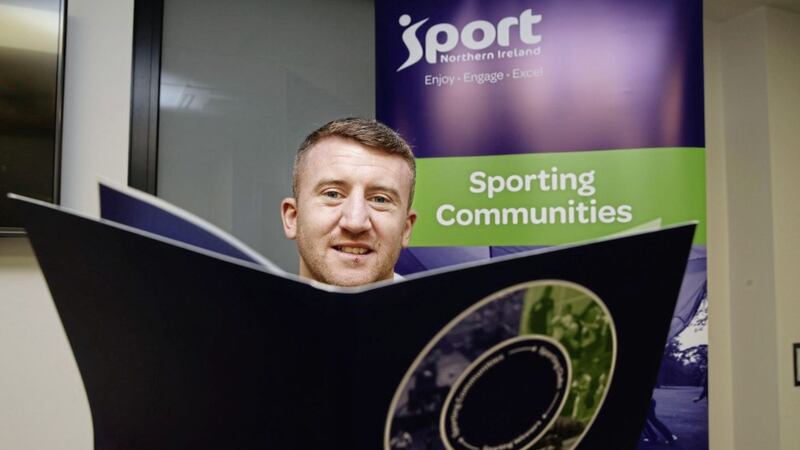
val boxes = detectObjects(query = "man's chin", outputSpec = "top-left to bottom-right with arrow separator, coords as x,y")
298,254 -> 394,287
325,272 -> 388,287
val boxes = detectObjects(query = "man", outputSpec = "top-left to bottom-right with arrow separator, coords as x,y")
280,118 -> 417,287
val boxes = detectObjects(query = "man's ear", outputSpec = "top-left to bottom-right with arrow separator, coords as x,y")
280,197 -> 298,240
401,208 -> 417,247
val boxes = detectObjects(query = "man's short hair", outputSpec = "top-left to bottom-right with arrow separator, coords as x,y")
293,118 -> 416,204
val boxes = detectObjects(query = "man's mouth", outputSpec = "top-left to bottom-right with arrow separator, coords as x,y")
334,245 -> 372,255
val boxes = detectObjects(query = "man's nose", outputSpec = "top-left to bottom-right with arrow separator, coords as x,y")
339,196 -> 372,234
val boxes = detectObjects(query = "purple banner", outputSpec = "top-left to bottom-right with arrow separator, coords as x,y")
377,0 -> 704,157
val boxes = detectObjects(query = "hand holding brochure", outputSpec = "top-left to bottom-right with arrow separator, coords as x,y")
11,186 -> 695,450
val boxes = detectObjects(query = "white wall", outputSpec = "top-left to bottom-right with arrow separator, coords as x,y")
720,8 -> 781,450
763,8 -> 800,449
0,1 -> 133,449
0,238 -> 90,450
702,18 -> 735,450
705,6 -> 800,450
59,0 -> 133,216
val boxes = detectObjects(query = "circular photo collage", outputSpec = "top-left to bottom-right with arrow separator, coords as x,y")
384,280 -> 617,450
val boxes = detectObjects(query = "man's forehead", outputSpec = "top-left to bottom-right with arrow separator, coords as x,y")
297,137 -> 413,188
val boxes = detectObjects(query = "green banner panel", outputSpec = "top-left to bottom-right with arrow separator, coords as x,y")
410,147 -> 706,246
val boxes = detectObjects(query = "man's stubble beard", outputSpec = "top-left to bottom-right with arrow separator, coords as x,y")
295,225 -> 399,287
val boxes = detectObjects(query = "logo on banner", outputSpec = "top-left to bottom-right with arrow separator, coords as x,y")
397,9 -> 543,71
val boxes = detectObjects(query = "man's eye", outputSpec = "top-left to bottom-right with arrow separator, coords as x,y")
323,191 -> 342,199
371,195 -> 390,204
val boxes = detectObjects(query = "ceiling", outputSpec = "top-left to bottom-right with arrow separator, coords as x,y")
704,0 -> 800,21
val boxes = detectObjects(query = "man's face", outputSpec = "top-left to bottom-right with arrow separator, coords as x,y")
281,136 -> 416,287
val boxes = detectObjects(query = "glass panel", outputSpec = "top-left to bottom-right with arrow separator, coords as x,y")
158,0 -> 375,272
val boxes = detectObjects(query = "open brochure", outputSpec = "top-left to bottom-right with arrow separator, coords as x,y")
11,190 -> 695,450
97,180 -> 284,274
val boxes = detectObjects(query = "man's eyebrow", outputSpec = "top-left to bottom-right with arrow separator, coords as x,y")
368,184 -> 402,200
312,179 -> 348,191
